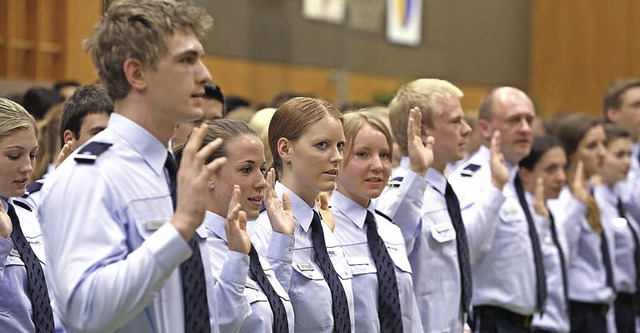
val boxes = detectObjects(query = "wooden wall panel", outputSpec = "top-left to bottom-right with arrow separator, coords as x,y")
530,0 -> 640,118
62,0 -> 101,84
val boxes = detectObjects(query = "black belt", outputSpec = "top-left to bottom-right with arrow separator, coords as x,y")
616,292 -> 640,309
569,300 -> 610,316
474,305 -> 533,328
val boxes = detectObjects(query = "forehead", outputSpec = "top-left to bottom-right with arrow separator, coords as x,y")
163,28 -> 204,56
492,91 -> 535,119
583,125 -> 606,141
300,116 -> 344,139
607,137 -> 632,150
226,134 -> 264,157
353,122 -> 389,147
536,147 -> 567,168
620,86 -> 640,104
0,127 -> 38,147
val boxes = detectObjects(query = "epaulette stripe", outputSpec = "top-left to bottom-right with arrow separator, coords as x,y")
375,209 -> 393,223
75,142 -> 113,164
13,200 -> 32,212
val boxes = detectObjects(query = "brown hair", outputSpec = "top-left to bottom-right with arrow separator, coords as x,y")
603,78 -> 640,117
268,97 -> 343,176
553,113 -> 600,160
84,0 -> 213,100
174,119 -> 259,167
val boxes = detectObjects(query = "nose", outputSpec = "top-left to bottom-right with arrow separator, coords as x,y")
331,145 -> 343,165
519,117 -> 532,134
461,119 -> 472,137
197,59 -> 212,84
256,171 -> 269,190
20,156 -> 33,174
370,154 -> 383,171
557,168 -> 566,184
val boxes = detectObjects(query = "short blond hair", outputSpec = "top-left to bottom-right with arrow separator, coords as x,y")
342,111 -> 394,164
85,0 -> 213,100
389,79 -> 463,155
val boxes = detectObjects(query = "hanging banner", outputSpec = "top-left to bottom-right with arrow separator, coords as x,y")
303,0 -> 347,24
386,0 -> 422,46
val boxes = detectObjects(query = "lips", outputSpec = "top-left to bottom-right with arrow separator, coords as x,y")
324,169 -> 338,176
247,195 -> 263,207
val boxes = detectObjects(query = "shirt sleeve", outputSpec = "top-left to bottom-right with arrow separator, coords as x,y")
266,232 -> 295,292
40,168 -> 192,332
373,170 -> 426,242
214,250 -> 250,332
0,237 -> 10,280
460,185 -> 505,263
549,191 -> 587,264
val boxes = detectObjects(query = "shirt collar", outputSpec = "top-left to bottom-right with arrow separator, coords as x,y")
108,113 -> 168,176
330,191 -> 373,229
203,210 -> 227,243
426,168 -> 447,194
400,155 -> 410,170
275,181 -> 318,232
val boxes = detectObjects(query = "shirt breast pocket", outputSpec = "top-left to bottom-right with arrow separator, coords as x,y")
290,261 -> 334,329
387,244 -> 412,274
430,222 -> 457,244
127,197 -> 173,240
346,256 -> 377,276
262,261 -> 291,302
245,279 -> 269,304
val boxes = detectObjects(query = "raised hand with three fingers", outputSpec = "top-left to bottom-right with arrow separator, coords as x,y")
264,168 -> 294,235
489,130 -> 509,191
407,107 -> 435,176
225,185 -> 252,255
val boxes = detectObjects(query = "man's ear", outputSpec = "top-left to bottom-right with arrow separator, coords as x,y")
123,58 -> 147,91
63,129 -> 76,146
605,107 -> 619,123
477,119 -> 493,142
277,138 -> 292,164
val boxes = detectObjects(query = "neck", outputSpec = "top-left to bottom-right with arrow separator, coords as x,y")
114,96 -> 174,145
280,172 -> 317,207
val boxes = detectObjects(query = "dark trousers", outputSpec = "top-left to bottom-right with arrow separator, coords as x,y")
473,306 -> 533,333
569,300 -> 609,333
614,293 -> 638,333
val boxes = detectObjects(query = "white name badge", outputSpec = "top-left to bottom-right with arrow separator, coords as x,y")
9,249 -> 20,257
612,217 -> 628,229
347,256 -> 371,266
146,218 -> 169,231
297,263 -> 315,271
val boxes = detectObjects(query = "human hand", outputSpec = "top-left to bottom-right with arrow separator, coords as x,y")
407,107 -> 434,176
264,168 -> 294,235
225,185 -> 251,255
316,192 -> 335,232
173,123 -> 227,241
532,177 -> 549,218
0,204 -> 11,240
490,130 -> 509,190
570,161 -> 589,204
55,140 -> 74,167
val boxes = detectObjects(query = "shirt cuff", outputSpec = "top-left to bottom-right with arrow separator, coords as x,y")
142,222 -> 191,272
267,232 -> 295,264
483,186 -> 506,212
220,251 -> 249,285
398,170 -> 427,201
0,237 -> 10,277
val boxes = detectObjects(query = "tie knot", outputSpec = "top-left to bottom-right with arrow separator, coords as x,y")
364,210 -> 377,228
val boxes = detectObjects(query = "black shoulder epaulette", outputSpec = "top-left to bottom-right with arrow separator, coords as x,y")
387,176 -> 404,188
24,182 -> 43,197
375,209 -> 393,222
460,163 -> 481,177
13,200 -> 32,212
74,142 -> 113,164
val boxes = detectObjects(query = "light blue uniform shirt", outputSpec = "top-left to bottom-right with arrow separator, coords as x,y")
621,143 -> 640,226
248,182 -> 356,333
548,186 -> 616,304
204,211 -> 295,333
449,147 -> 539,315
40,113 -> 227,332
330,191 -> 422,333
0,198 -> 64,332
594,185 -> 639,294
527,193 -> 570,333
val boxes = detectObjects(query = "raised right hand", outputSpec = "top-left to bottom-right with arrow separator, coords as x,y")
490,130 -> 509,190
225,185 -> 251,255
532,177 -> 549,218
407,107 -> 434,176
0,204 -> 11,240
173,123 -> 227,241
570,160 -> 589,204
264,168 -> 294,235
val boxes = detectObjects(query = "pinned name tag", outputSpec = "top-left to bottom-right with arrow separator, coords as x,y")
502,203 -> 520,215
327,250 -> 336,257
297,263 -> 315,271
612,217 -> 628,229
146,218 -> 169,231
347,256 -> 371,266
434,223 -> 453,232
9,248 -> 20,257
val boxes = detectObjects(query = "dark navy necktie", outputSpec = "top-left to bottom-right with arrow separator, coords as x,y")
8,203 -> 54,333
548,211 -> 570,314
309,212 -> 351,333
617,198 -> 640,290
164,154 -> 211,333
248,245 -> 289,332
514,174 -> 548,311
444,182 -> 473,314
364,211 -> 403,333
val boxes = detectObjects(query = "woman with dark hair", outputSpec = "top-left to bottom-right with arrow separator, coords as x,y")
549,114 -> 614,333
175,119 -> 295,332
